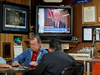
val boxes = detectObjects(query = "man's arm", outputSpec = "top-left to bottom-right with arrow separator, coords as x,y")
33,62 -> 47,75
33,54 -> 47,75
0,57 -> 6,64
12,49 -> 29,65
12,61 -> 20,67
29,61 -> 38,67
0,64 -> 12,68
0,57 -> 12,68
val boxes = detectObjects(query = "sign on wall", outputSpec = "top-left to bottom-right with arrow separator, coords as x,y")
72,0 -> 92,5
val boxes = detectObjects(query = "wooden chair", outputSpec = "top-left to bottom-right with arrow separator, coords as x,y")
62,67 -> 75,75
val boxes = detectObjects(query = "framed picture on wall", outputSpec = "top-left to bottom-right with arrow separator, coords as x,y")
82,26 -> 93,42
93,26 -> 100,42
82,4 -> 97,24
0,1 -> 29,34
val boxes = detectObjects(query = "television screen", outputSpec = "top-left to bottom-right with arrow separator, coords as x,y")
35,5 -> 73,40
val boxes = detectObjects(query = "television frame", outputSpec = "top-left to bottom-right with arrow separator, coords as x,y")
35,5 -> 73,40
0,1 -> 29,34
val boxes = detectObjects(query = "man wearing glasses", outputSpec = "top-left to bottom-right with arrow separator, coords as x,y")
12,35 -> 48,68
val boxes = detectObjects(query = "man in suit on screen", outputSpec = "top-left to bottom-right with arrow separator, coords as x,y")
48,10 -> 66,28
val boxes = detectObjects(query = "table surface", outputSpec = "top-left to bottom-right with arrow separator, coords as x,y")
0,66 -> 35,73
85,59 -> 100,62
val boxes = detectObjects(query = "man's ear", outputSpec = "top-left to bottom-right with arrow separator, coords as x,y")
48,48 -> 51,52
39,41 -> 41,45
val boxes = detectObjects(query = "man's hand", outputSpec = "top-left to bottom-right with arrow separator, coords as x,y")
0,64 -> 12,68
29,61 -> 38,66
12,61 -> 20,67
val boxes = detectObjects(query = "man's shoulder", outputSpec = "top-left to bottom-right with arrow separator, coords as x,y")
24,48 -> 31,50
59,21 -> 66,28
60,21 -> 65,25
23,48 -> 31,52
49,21 -> 54,23
48,21 -> 54,26
53,50 -> 69,57
40,46 -> 48,53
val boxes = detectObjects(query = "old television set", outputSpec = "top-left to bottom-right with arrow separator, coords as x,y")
35,5 -> 73,41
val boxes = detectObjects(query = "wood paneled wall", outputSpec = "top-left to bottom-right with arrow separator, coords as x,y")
64,0 -> 100,53
72,0 -> 100,52
6,0 -> 29,6
0,33 -> 29,59
0,0 -> 29,59
0,1 -> 29,75
31,0 -> 100,53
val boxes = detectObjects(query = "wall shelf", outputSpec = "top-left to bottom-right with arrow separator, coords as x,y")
24,40 -> 80,53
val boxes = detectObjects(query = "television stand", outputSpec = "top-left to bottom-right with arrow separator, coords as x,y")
40,36 -> 72,41
41,40 -> 80,53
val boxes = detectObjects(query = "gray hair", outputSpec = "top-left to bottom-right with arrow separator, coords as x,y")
53,10 -> 61,16
29,35 -> 41,43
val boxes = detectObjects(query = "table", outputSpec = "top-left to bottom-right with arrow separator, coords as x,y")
68,53 -> 91,71
0,66 -> 35,75
85,59 -> 100,75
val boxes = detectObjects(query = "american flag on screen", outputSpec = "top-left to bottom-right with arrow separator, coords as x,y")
47,9 -> 57,21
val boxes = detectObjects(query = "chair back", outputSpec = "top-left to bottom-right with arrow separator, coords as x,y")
77,62 -> 84,75
62,67 -> 75,75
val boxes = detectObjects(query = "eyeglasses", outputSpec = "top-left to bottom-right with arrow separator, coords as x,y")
29,43 -> 36,46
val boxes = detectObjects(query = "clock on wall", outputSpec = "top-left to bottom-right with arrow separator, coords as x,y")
42,0 -> 63,3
